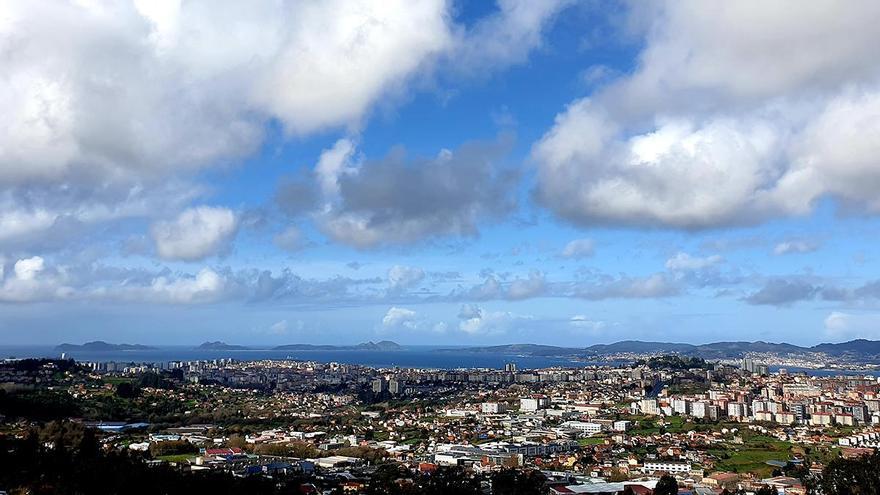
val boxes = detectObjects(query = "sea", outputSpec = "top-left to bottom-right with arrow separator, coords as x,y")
1,345 -> 878,376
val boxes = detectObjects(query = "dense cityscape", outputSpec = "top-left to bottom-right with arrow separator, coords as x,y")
2,350 -> 879,494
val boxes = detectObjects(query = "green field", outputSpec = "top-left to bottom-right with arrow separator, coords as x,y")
156,454 -> 196,463
709,437 -> 793,477
578,437 -> 607,446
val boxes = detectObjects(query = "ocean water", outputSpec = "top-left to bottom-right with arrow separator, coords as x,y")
0,345 -> 583,370
2,345 -> 878,376
768,365 -> 880,378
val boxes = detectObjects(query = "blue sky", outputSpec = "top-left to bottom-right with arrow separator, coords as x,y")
3,1 -> 880,346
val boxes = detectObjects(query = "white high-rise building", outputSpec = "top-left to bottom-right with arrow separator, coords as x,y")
672,399 -> 690,415
482,402 -> 507,414
640,398 -> 660,415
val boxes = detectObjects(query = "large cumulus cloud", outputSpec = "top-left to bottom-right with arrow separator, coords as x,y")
533,0 -> 880,229
1,0 -> 570,252
151,206 -> 239,261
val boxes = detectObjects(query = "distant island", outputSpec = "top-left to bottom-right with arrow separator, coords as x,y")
55,341 -> 156,352
273,340 -> 402,351
196,341 -> 249,351
438,339 -> 880,360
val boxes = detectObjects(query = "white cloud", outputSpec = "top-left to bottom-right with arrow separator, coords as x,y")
824,311 -> 849,335
14,257 -> 45,281
823,311 -> 880,340
506,271 -> 546,300
457,303 -> 482,320
457,271 -> 548,302
665,252 -> 722,271
468,276 -> 503,300
0,1 -> 460,252
0,256 -> 73,302
380,307 -> 448,333
616,1 -> 880,111
535,108 -> 789,228
0,1 -> 453,187
387,265 -> 426,291
314,138 -> 359,197
266,319 -> 304,336
576,273 -> 679,300
0,259 -> 404,306
1,1 -> 569,253
561,238 -> 595,259
252,2 -> 451,135
534,1 -> 880,229
774,240 -> 820,255
569,315 -> 606,332
451,0 -> 573,74
0,181 -> 200,249
146,267 -> 228,304
151,206 -> 238,261
382,306 -> 419,330
0,209 -> 57,244
458,307 -> 528,335
269,320 -> 289,334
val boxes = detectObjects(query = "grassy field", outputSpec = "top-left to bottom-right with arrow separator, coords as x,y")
578,437 -> 607,446
709,437 -> 793,477
156,454 -> 196,463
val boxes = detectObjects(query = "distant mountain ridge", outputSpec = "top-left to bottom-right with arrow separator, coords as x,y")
582,340 -> 808,358
55,341 -> 156,352
810,339 -> 880,356
196,341 -> 248,350
273,340 -> 402,351
440,339 -> 880,359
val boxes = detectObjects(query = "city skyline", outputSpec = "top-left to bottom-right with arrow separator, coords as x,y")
4,1 -> 880,346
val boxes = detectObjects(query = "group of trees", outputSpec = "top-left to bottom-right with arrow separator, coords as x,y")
364,465 -> 547,495
636,355 -> 711,370
0,366 -> 190,424
0,421 -> 280,494
714,452 -> 880,494
365,464 -> 481,495
815,450 -> 880,494
2,358 -> 82,373
0,388 -> 81,420
0,429 -> 549,495
114,372 -> 179,399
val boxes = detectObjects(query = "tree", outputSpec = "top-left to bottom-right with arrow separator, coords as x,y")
491,469 -> 546,495
654,474 -> 678,495
607,468 -> 629,482
115,381 -> 139,399
818,451 -> 880,494
755,486 -> 775,495
0,429 -> 282,494
227,433 -> 248,450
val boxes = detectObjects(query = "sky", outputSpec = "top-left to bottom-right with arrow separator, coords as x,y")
2,1 -> 880,346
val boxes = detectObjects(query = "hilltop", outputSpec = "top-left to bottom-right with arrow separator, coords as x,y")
55,341 -> 156,352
